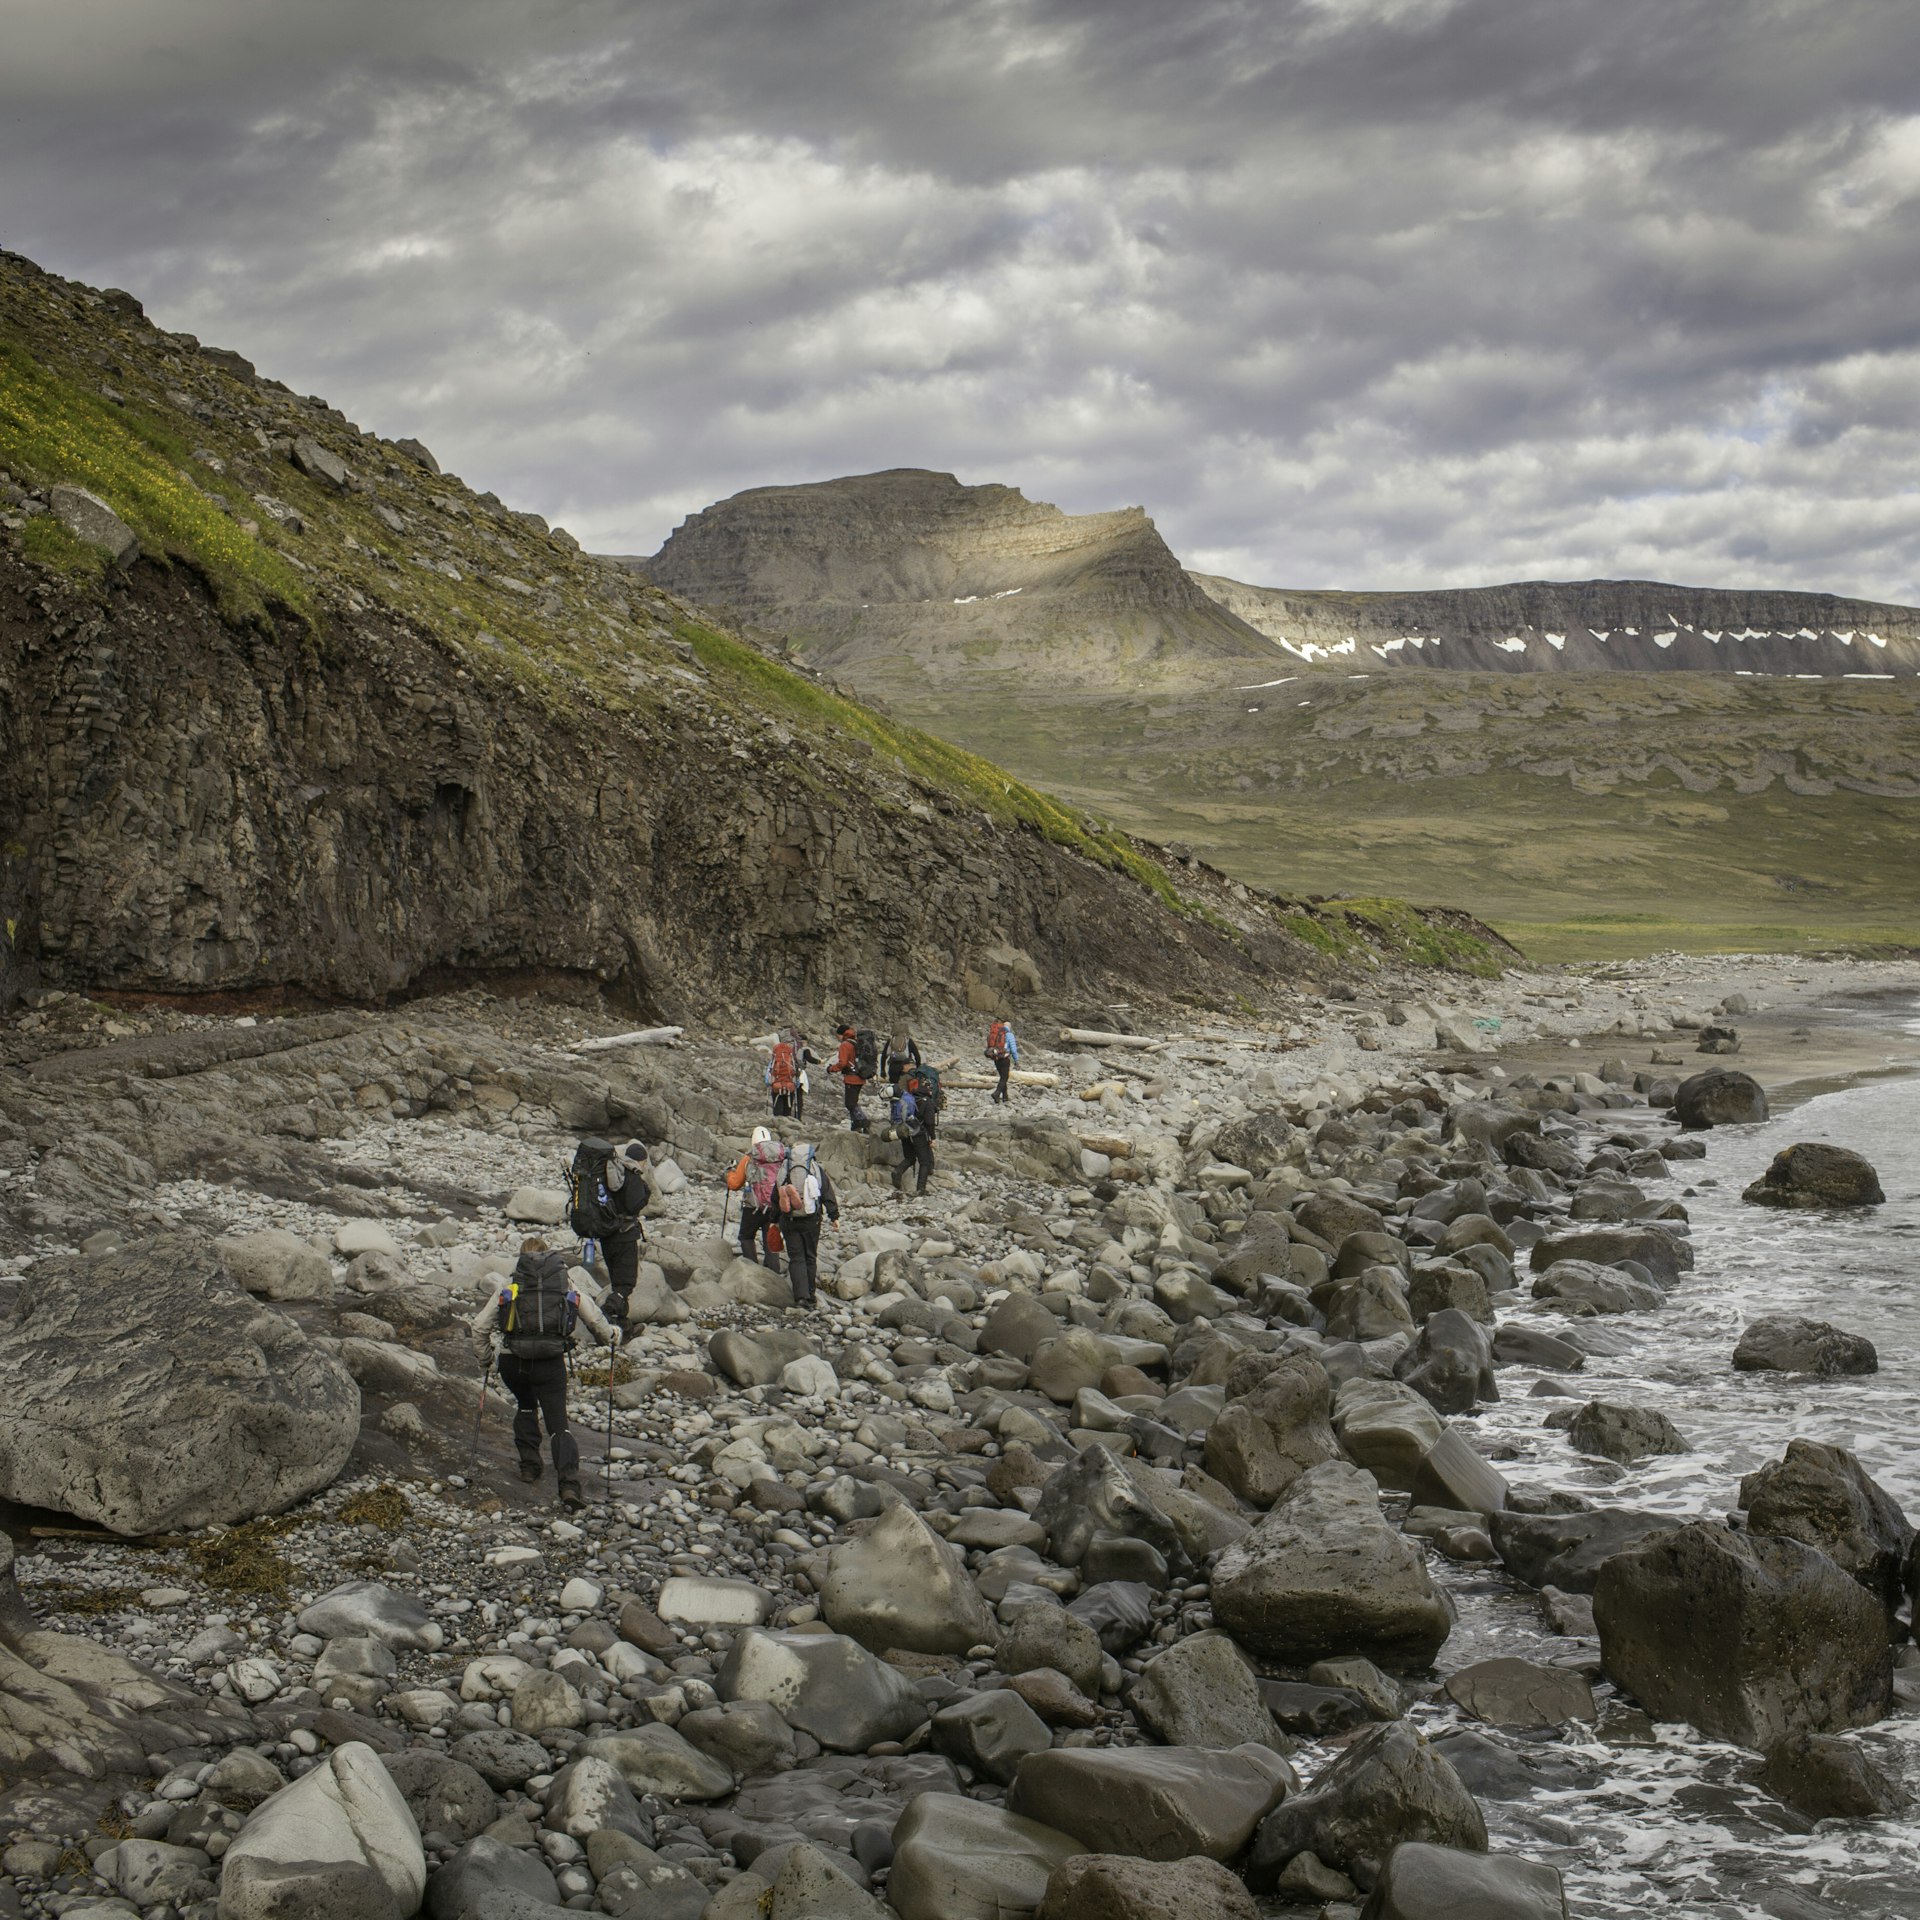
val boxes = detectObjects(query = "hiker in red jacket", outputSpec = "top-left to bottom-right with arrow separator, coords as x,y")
827,1022 -> 876,1132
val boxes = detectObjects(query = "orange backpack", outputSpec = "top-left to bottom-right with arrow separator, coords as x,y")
770,1040 -> 798,1094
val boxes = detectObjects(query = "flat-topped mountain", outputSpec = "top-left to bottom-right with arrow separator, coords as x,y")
1195,574 -> 1920,677
643,469 -> 1273,689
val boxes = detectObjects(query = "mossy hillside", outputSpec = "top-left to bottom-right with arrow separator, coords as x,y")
1,252 -> 1502,980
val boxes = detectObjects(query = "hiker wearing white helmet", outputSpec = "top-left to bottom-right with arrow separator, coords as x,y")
725,1125 -> 787,1269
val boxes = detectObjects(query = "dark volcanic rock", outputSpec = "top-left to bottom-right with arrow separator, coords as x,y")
1489,1509 -> 1683,1594
1741,1142 -> 1884,1209
1732,1316 -> 1878,1378
1594,1522 -> 1892,1748
1566,1401 -> 1691,1465
1759,1734 -> 1909,1821
1739,1440 -> 1914,1615
1248,1722 -> 1485,1892
1356,1841 -> 1568,1919
1674,1069 -> 1770,1128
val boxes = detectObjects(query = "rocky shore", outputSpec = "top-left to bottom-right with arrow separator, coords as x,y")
2,954 -> 1917,1920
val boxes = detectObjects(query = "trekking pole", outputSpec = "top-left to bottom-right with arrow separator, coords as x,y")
466,1350 -> 494,1473
604,1343 -> 617,1504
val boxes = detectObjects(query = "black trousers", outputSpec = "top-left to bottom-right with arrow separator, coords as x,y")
771,1089 -> 796,1118
603,1228 -> 641,1319
786,1214 -> 822,1304
499,1353 -> 578,1477
992,1055 -> 1012,1102
895,1130 -> 934,1193
842,1079 -> 868,1130
739,1203 -> 780,1268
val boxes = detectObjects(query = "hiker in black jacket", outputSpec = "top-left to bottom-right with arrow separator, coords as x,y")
594,1141 -> 650,1330
778,1143 -> 840,1308
470,1238 -> 620,1507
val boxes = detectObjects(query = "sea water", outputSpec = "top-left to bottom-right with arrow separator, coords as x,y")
1420,1028 -> 1920,1918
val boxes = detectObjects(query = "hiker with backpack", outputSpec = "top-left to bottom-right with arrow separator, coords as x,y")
986,1016 -> 1021,1104
890,1060 -> 942,1196
568,1137 -> 650,1332
883,1028 -> 921,1091
766,1030 -> 819,1120
777,1142 -> 840,1308
469,1236 -> 620,1507
828,1022 -> 878,1131
725,1126 -> 789,1269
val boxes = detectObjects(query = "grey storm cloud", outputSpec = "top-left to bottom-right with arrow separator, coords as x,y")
5,0 -> 1920,597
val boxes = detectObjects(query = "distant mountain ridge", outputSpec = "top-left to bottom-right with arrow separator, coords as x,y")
643,468 -> 1274,689
1196,574 -> 1920,677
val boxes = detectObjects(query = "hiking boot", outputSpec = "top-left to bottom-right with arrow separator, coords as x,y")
517,1455 -> 542,1483
557,1476 -> 585,1509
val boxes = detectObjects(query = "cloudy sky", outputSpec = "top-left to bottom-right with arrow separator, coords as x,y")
6,0 -> 1920,597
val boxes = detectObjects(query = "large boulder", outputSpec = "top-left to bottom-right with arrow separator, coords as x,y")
1332,1380 -> 1445,1491
1202,1355 -> 1339,1507
1440,1658 -> 1594,1730
581,1725 -> 735,1800
930,1690 -> 1053,1786
1566,1401 -> 1690,1466
715,1628 -> 927,1752
1759,1734 -> 1910,1822
1032,1446 -> 1181,1572
1356,1842 -> 1568,1919
1129,1632 -> 1281,1751
219,1741 -> 425,1920
820,1502 -> 995,1655
1528,1261 -> 1663,1317
1039,1853 -> 1259,1920
1010,1745 -> 1292,1863
424,1835 -> 558,1920
1248,1722 -> 1485,1892
1674,1069 -> 1769,1128
378,1750 -> 499,1845
1488,1509 -> 1681,1594
1732,1316 -> 1877,1377
0,1235 -> 359,1533
1528,1227 -> 1689,1288
1211,1462 -> 1452,1673
1392,1311 -> 1496,1416
1593,1522 -> 1892,1748
217,1229 -> 336,1303
888,1793 -> 1084,1920
1738,1440 -> 1914,1616
1741,1142 -> 1884,1209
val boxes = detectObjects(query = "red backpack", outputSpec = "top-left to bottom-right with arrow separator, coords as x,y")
769,1040 -> 798,1094
987,1020 -> 1009,1058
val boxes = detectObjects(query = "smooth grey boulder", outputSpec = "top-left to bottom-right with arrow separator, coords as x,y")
1038,1852 -> 1259,1920
716,1628 -> 927,1752
1333,1379 -> 1445,1491
1490,1326 -> 1584,1371
1011,1744 -> 1292,1862
930,1689 -> 1052,1785
755,1840 -> 886,1919
1248,1722 -> 1485,1892
676,1700 -> 796,1780
50,484 -> 139,563
0,1235 -> 359,1534
1066,1581 -> 1155,1656
1528,1260 -> 1663,1317
218,1228 -> 337,1302
1529,1226 -> 1689,1288
1393,1311 -> 1496,1416
821,1502 -> 996,1655
1759,1733 -> 1910,1821
1356,1842 -> 1567,1919
1212,1462 -> 1452,1673
1566,1401 -> 1690,1465
544,1756 -> 652,1846
1489,1509 -> 1681,1594
1031,1445 -> 1181,1572
1742,1142 -> 1884,1210
298,1582 -> 442,1651
708,1325 -> 817,1387
1440,1658 -> 1594,1729
1406,1430 -> 1509,1516
1594,1521 -> 1892,1748
218,1741 -> 426,1920
1674,1069 -> 1769,1128
888,1793 -> 1085,1920
1739,1439 -> 1914,1615
1732,1316 -> 1877,1377
425,1836 -> 559,1920
1202,1354 -> 1339,1507
1323,1272 -> 1416,1343
1130,1631 -> 1282,1751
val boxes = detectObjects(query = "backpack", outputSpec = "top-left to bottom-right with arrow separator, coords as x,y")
502,1251 -> 576,1359
746,1139 -> 786,1211
852,1028 -> 879,1080
987,1020 -> 1009,1058
567,1138 -> 623,1240
902,1062 -> 943,1117
891,1088 -> 919,1132
780,1145 -> 817,1215
769,1040 -> 798,1094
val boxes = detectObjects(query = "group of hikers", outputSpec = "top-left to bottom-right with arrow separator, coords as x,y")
472,1015 -> 1022,1503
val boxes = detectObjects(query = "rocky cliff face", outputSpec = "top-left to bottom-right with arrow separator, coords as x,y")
0,253 -> 1489,1017
643,469 -> 1274,691
1195,574 -> 1920,677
